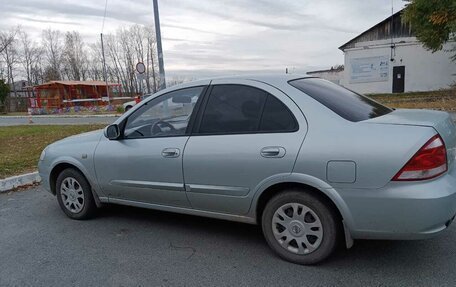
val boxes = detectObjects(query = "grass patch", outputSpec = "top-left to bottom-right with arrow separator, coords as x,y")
0,125 -> 105,179
368,89 -> 456,111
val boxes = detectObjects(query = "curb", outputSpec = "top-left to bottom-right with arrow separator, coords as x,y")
0,172 -> 41,193
0,114 -> 120,119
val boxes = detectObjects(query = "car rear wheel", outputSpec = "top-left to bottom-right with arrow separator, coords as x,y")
125,105 -> 132,112
261,190 -> 340,265
56,168 -> 97,220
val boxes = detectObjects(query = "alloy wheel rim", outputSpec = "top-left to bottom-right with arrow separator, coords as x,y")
60,177 -> 84,213
272,203 -> 323,255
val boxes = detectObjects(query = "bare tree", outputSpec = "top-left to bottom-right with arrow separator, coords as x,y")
43,65 -> 61,82
129,25 -> 159,94
131,25 -> 145,94
0,29 -> 17,54
0,24 -> 160,95
1,33 -> 18,88
108,25 -> 159,95
118,27 -> 137,95
42,29 -> 63,80
106,33 -> 130,94
30,46 -> 45,85
19,31 -> 40,84
0,27 -> 20,112
87,43 -> 104,81
62,31 -> 86,81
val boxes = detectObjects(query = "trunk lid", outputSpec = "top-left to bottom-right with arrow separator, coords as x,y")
366,109 -> 456,168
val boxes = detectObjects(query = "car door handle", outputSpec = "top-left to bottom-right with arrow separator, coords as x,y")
162,148 -> 180,158
260,147 -> 286,158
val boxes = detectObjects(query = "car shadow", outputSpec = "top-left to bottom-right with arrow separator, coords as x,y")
98,203 -> 265,241
94,203 -> 453,272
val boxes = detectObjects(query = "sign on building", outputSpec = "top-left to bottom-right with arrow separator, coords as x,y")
349,56 -> 389,83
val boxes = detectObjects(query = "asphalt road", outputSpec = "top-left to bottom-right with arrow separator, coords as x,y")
1,186 -> 456,286
0,115 -> 117,126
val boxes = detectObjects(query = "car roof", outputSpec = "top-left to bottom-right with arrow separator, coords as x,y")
200,73 -> 312,83
161,74 -> 315,94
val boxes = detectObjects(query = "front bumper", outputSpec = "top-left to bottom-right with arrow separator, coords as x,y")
339,164 -> 456,240
38,160 -> 52,194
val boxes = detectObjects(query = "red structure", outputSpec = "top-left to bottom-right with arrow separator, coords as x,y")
28,81 -> 122,110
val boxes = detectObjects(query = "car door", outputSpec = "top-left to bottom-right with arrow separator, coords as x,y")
183,79 -> 308,214
94,85 -> 207,207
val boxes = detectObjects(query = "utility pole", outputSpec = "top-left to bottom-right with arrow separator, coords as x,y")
100,33 -> 111,104
153,0 -> 166,90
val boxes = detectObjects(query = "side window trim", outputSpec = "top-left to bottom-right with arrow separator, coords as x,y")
191,85 -> 213,135
256,93 -> 269,131
120,85 -> 208,140
185,84 -> 211,135
192,84 -> 299,136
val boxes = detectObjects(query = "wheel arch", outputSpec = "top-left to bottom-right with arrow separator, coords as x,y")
49,159 -> 103,207
50,162 -> 77,195
251,174 -> 355,244
255,182 -> 344,223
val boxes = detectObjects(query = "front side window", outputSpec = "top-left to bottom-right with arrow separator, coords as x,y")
199,85 -> 267,134
124,86 -> 204,139
199,84 -> 298,134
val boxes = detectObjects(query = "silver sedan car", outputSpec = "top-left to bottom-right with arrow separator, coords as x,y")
38,75 -> 456,264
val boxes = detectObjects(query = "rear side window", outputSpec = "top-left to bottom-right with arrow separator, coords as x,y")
289,78 -> 392,122
259,95 -> 297,132
199,84 -> 298,134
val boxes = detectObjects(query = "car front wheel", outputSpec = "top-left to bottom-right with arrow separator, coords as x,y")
261,190 -> 340,265
56,168 -> 97,220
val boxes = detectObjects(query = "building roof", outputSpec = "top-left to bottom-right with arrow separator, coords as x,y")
35,80 -> 120,87
9,80 -> 29,90
339,9 -> 413,51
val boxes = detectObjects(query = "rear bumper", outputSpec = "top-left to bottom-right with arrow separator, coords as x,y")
339,164 -> 456,240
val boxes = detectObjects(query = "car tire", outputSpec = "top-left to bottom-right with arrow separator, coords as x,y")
125,105 -> 132,111
261,190 -> 340,265
56,168 -> 97,220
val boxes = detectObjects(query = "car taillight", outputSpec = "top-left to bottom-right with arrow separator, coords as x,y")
392,134 -> 447,181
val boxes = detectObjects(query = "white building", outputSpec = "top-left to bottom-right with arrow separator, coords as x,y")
306,66 -> 344,85
339,10 -> 456,94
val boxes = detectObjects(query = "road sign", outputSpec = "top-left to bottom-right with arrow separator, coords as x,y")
136,62 -> 146,74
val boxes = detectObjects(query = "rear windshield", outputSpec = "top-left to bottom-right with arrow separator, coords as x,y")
289,78 -> 392,122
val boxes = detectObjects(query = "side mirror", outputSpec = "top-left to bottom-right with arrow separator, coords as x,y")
105,124 -> 121,140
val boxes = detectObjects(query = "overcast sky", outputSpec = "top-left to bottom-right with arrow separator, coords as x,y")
1,0 -> 406,79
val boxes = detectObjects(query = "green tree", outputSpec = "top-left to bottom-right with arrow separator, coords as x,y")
404,0 -> 456,60
0,79 -> 10,113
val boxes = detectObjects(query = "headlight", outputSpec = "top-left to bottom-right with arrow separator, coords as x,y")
40,150 -> 46,161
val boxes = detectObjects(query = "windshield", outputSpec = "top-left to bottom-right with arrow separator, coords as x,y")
289,78 -> 392,122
